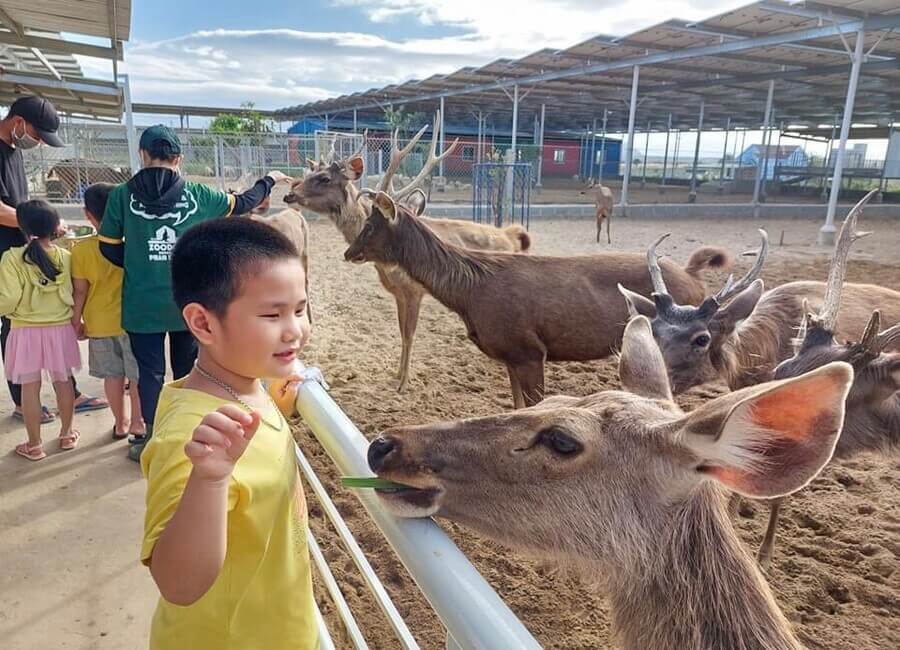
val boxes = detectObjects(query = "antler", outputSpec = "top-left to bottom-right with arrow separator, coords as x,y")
875,322 -> 900,353
393,109 -> 460,200
812,190 -> 875,332
859,310 -> 900,354
646,233 -> 672,295
713,229 -> 769,304
379,123 -> 429,193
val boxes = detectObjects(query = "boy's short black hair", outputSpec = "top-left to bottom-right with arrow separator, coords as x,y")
83,183 -> 115,222
172,218 -> 300,316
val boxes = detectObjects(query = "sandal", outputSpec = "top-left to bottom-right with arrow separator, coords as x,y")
15,441 -> 47,461
12,406 -> 55,425
112,429 -> 129,441
58,430 -> 81,451
128,433 -> 148,445
74,395 -> 108,413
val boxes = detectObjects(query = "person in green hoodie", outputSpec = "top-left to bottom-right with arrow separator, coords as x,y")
98,125 -> 288,461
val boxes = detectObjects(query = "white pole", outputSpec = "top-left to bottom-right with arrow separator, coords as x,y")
439,95 -> 445,178
720,117 -> 731,181
752,79 -> 775,209
660,112 -> 672,192
118,74 -> 140,173
688,99 -> 705,202
353,109 -> 357,133
598,108 -> 608,183
620,65 -> 640,210
509,84 -> 519,161
641,120 -> 651,188
821,29 -> 865,246
536,103 -> 545,187
476,110 -> 483,164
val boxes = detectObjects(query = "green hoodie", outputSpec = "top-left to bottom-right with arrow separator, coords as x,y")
0,244 -> 74,328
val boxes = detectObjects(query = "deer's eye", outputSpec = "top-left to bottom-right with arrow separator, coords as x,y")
692,333 -> 711,348
539,427 -> 582,456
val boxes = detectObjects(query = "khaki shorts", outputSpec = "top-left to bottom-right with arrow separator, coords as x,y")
88,335 -> 139,382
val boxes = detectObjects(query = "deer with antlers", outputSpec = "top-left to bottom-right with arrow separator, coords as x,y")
580,179 -> 614,244
618,192 -> 900,397
365,315 -> 854,649
283,112 -> 531,391
344,190 -> 732,408
620,191 -> 900,565
742,206 -> 900,566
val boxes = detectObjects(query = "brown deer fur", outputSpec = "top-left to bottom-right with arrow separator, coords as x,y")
580,179 -> 614,244
284,159 -> 529,392
366,317 -> 853,649
344,191 -> 731,408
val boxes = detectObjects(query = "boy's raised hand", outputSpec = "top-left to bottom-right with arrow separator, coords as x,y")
185,405 -> 260,483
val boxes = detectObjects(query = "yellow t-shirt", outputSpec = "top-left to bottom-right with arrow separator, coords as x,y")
71,236 -> 124,338
140,380 -> 319,650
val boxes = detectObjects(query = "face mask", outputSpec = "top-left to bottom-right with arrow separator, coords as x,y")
12,121 -> 40,150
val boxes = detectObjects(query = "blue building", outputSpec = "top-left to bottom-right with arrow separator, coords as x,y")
737,144 -> 809,180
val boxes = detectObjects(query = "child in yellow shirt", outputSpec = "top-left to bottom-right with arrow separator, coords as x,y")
140,218 -> 318,649
71,183 -> 144,439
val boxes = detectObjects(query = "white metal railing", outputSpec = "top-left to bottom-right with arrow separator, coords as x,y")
291,364 -> 542,650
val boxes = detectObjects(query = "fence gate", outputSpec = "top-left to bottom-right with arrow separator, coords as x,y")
472,162 -> 531,229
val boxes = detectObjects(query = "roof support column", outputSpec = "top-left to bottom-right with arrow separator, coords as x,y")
752,79 -> 775,212
118,74 -> 140,174
597,108 -> 608,183
589,117 -> 598,180
720,117 -> 731,182
476,110 -> 483,164
821,29 -> 865,246
509,84 -> 519,163
877,119 -> 893,202
324,113 -> 329,130
439,96 -> 445,178
620,65 -> 640,213
353,108 -> 357,132
536,103 -> 545,187
688,99 -> 705,203
822,114 -> 838,201
660,113 -> 672,193
641,120 -> 651,188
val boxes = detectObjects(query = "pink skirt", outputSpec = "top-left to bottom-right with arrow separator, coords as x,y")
5,324 -> 82,384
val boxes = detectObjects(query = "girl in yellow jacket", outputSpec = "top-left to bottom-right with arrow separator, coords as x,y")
0,200 -> 81,460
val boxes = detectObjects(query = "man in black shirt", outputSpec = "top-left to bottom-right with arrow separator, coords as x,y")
0,96 -> 108,421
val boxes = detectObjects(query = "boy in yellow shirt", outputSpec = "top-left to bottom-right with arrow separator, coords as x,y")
71,183 -> 144,439
140,218 -> 318,649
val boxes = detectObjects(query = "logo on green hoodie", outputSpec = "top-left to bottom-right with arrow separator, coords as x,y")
129,187 -> 199,227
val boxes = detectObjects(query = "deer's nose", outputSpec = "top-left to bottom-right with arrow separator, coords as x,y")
368,436 -> 399,472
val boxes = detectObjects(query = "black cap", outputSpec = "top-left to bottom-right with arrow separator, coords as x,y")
8,96 -> 65,147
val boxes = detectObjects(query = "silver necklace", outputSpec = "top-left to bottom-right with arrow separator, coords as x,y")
193,362 -> 284,430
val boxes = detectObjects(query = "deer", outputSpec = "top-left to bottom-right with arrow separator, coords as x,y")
365,315 -> 854,650
617,191 -> 900,397
283,111 -> 531,392
736,207 -> 900,567
344,190 -> 732,408
580,179 -> 614,244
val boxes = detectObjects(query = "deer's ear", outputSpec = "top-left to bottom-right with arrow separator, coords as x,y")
403,188 -> 427,216
619,316 -> 672,401
678,361 -> 852,499
344,155 -> 364,181
715,279 -> 765,329
618,284 -> 657,319
374,191 -> 397,222
306,159 -> 318,172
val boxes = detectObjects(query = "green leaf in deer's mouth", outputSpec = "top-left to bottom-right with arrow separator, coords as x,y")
340,476 -> 418,492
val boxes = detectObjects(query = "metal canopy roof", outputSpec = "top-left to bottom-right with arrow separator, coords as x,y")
0,0 -> 130,120
275,1 -> 900,135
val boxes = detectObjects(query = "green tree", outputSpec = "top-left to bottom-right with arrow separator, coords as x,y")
209,101 -> 273,134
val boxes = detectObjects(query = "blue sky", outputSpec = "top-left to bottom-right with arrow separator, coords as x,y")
77,0 -> 750,119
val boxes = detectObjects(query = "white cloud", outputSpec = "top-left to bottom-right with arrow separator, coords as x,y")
76,0 -> 748,116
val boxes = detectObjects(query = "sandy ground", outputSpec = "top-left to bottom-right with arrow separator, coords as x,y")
1,214 -> 898,649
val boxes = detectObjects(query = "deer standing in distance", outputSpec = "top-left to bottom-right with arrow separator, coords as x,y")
344,190 -> 732,408
365,315 -> 854,650
618,191 -> 900,396
283,111 -> 531,391
580,179 -> 614,244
